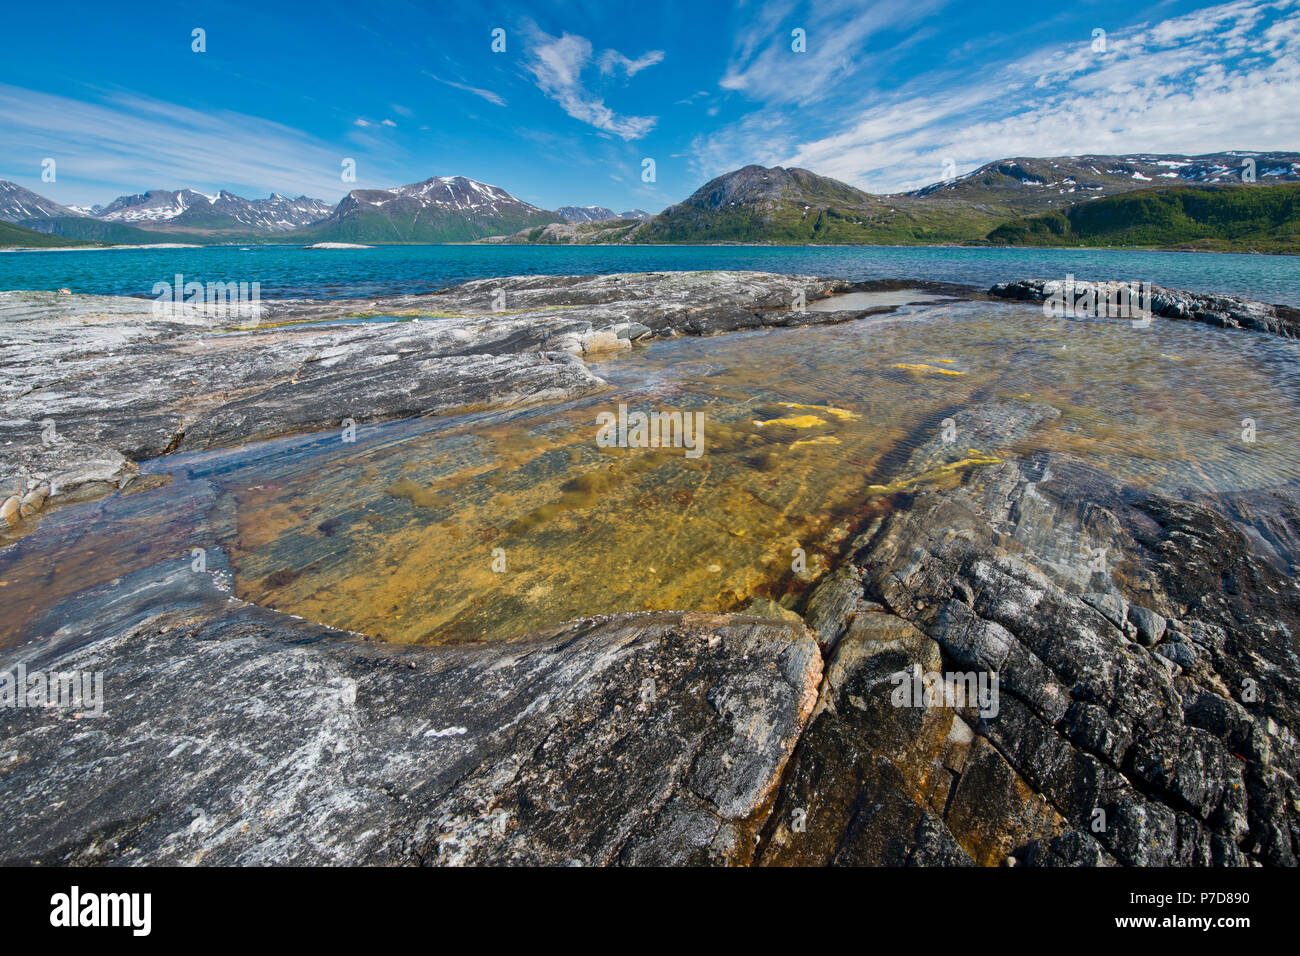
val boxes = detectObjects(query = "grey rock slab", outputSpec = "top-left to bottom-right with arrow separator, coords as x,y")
782,397 -> 1300,865
989,279 -> 1300,339
0,272 -> 859,526
0,556 -> 821,866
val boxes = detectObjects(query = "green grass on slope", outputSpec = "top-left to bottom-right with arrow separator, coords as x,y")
634,200 -> 1001,244
14,216 -> 218,245
985,183 -> 1300,253
294,207 -> 561,243
0,220 -> 100,248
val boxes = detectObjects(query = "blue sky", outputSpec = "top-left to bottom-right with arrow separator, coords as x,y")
2,0 -> 1297,212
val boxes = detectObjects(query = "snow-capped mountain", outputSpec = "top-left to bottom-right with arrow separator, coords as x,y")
906,152 -> 1300,206
0,177 -> 557,241
304,176 -> 561,242
96,188 -> 215,223
209,192 -> 334,231
558,205 -> 651,223
94,189 -> 333,232
0,181 -> 85,223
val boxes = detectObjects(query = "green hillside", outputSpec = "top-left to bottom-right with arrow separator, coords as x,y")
633,166 -> 1002,244
16,216 -> 212,245
0,220 -> 98,248
507,156 -> 1300,249
986,183 -> 1300,253
294,206 -> 559,244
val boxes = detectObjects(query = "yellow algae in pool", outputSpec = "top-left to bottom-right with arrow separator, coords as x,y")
865,454 -> 1004,496
203,297 -> 1300,653
893,363 -> 965,376
776,401 -> 860,421
226,356 -> 894,647
754,414 -> 827,429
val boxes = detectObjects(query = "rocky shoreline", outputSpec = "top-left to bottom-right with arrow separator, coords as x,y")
1,273 -> 1297,866
1,272 -> 875,535
990,278 -> 1300,338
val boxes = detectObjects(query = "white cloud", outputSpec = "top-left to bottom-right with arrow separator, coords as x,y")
598,49 -> 665,78
694,0 -> 1300,193
719,0 -> 949,107
0,85 -> 370,203
522,26 -> 659,140
424,72 -> 507,107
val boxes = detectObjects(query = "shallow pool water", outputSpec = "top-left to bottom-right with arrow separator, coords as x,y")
4,298 -> 1300,647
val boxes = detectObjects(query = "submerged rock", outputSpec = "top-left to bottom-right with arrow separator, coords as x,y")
0,272 -> 855,526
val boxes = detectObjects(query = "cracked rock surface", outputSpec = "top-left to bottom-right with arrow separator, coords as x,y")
3,272 -> 1297,866
990,278 -> 1300,338
0,554 -> 821,865
759,402 -> 1300,866
1,272 -> 852,529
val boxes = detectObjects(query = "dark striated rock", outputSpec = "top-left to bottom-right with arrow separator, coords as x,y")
989,278 -> 1300,338
0,555 -> 821,866
1128,604 -> 1167,646
760,400 -> 1300,867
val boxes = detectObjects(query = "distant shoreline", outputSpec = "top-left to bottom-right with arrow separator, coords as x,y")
0,242 -> 202,253
1,240 -> 1296,256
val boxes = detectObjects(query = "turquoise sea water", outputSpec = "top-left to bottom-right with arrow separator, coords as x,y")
0,243 -> 1295,305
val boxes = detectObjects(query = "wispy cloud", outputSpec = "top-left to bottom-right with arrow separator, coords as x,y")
521,26 -> 659,140
424,72 -> 507,107
694,0 -> 1300,192
598,49 -> 665,78
0,85 -> 373,203
718,0 -> 948,107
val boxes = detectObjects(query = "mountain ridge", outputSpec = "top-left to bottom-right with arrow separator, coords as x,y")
5,151 -> 1298,249
557,206 -> 651,223
295,176 -> 560,243
0,175 -> 563,244
94,189 -> 334,233
498,152 -> 1298,248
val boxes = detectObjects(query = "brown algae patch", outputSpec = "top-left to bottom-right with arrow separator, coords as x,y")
384,478 -> 450,508
225,345 -> 899,643
167,300 -> 1300,647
